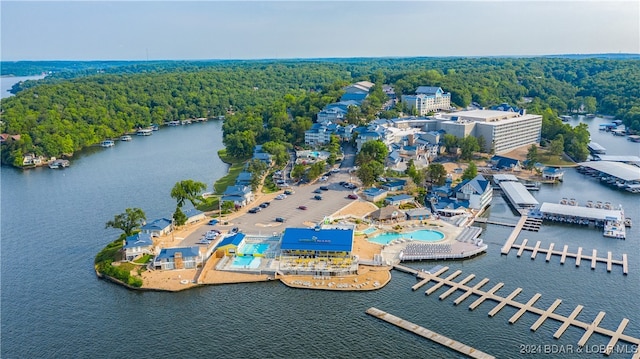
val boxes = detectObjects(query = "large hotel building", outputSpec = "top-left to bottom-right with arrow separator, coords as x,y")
439,110 -> 542,154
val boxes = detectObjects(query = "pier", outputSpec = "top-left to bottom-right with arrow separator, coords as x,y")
503,239 -> 628,274
411,267 -> 640,358
500,215 -> 528,254
365,307 -> 495,359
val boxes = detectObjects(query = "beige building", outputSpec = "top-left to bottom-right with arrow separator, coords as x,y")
440,110 -> 542,154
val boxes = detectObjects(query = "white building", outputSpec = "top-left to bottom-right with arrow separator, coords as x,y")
439,110 -> 542,154
401,87 -> 451,115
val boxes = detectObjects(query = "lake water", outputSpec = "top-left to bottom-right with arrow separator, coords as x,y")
1,74 -> 46,99
1,118 -> 638,358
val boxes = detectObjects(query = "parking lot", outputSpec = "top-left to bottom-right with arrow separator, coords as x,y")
228,169 -> 359,234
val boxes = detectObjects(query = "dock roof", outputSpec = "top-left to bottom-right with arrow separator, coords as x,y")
499,181 -> 539,207
281,228 -> 353,252
539,202 -> 623,221
592,155 -> 640,164
578,161 -> 640,182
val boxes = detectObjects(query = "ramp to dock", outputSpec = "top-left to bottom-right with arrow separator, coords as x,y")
366,307 -> 495,359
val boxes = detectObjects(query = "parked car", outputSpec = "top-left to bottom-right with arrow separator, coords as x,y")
314,195 -> 322,200
275,217 -> 286,223
298,205 -> 308,210
207,219 -> 219,225
205,230 -> 218,240
230,227 -> 240,234
275,194 -> 287,200
319,186 -> 329,191
284,190 -> 294,195
259,202 -> 270,208
248,207 -> 261,213
313,188 -> 322,194
347,194 -> 358,200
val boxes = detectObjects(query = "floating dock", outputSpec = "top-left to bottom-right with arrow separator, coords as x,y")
500,216 -> 528,254
411,267 -> 640,358
366,307 -> 495,359
504,239 -> 628,275
538,202 -> 626,239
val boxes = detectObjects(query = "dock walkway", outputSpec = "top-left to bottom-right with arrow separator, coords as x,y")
366,307 -> 495,359
500,215 -> 528,254
504,239 -> 628,275
410,266 -> 640,358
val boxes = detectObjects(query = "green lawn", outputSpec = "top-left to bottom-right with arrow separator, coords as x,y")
213,149 -> 249,194
538,152 -> 576,166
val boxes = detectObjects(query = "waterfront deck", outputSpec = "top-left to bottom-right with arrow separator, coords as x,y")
366,307 -> 495,359
504,239 -> 628,275
410,266 -> 640,358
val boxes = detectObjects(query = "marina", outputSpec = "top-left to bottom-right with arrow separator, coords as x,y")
588,142 -> 607,154
366,307 -> 495,359
537,202 -> 627,239
504,239 -> 628,274
410,266 -> 640,358
577,161 -> 640,193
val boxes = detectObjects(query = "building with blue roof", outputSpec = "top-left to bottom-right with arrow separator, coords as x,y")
490,155 -> 522,171
182,208 -> 206,225
123,232 -> 154,261
542,167 -> 565,182
222,185 -> 254,207
141,218 -> 173,237
453,174 -> 492,210
235,171 -> 253,186
215,233 -> 246,256
402,86 -> 451,115
280,228 -> 354,255
154,246 -> 202,270
362,188 -> 388,202
381,179 -> 407,192
385,194 -> 414,206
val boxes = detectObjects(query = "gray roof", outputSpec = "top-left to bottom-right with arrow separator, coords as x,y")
539,202 -> 623,221
499,181 -> 539,207
416,86 -> 442,95
593,155 -> 640,164
493,174 -> 519,182
578,161 -> 640,182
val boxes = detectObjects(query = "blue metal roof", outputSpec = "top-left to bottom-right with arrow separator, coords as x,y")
123,232 -> 153,249
281,228 -> 353,252
387,194 -> 413,202
141,218 -> 172,231
156,246 -> 200,260
363,188 -> 387,196
182,208 -> 204,219
217,233 -> 245,248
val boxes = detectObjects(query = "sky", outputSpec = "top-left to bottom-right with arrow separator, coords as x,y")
1,1 -> 638,61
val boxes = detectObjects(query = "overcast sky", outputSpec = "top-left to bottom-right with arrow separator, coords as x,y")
1,1 -> 638,61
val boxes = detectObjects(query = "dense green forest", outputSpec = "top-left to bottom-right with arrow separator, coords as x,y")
1,57 -> 639,167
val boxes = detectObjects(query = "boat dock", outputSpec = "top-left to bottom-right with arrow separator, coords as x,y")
588,141 -> 607,154
504,239 -> 628,275
411,267 -> 640,358
365,307 -> 495,359
500,215 -> 528,254
473,217 -> 516,227
538,202 -> 626,239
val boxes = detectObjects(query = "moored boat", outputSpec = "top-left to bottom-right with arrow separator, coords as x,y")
136,128 -> 153,136
120,135 -> 132,141
48,159 -> 70,169
100,140 -> 115,147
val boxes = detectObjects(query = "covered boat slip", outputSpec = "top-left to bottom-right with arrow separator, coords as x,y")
539,202 -> 626,239
499,181 -> 539,211
578,161 -> 640,183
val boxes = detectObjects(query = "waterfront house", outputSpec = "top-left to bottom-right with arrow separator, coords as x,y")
221,185 -> 254,207
362,188 -> 388,202
154,246 -> 202,270
122,232 -> 154,261
385,194 -> 414,206
183,208 -> 206,225
141,218 -> 173,237
490,155 -> 522,171
453,174 -> 492,211
542,167 -> 565,182
215,233 -> 246,256
235,171 -> 252,186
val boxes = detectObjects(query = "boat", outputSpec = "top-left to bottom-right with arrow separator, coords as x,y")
150,124 -> 159,131
100,140 -> 115,147
167,120 -> 181,126
120,135 -> 132,141
568,198 -> 577,206
48,159 -> 70,169
136,128 -> 153,136
560,198 -> 568,205
586,114 -> 596,119
624,218 -> 632,227
560,115 -> 572,122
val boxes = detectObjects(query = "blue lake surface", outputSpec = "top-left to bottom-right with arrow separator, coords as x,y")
1,117 -> 638,358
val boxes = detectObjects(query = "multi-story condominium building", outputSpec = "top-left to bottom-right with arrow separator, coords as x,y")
305,123 -> 335,146
401,86 -> 451,115
440,110 -> 542,154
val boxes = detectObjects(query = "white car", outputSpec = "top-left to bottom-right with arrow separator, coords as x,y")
275,194 -> 287,200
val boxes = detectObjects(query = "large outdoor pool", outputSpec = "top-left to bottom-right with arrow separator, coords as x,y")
368,229 -> 445,245
230,256 -> 262,269
239,243 -> 269,256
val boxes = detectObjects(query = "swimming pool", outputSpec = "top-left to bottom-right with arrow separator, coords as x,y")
239,243 -> 269,256
361,227 -> 377,235
230,256 -> 262,269
368,229 -> 445,245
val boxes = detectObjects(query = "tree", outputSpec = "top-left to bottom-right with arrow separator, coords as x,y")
357,161 -> 384,187
461,162 -> 478,180
427,163 -> 447,186
356,140 -> 388,165
549,135 -> 564,156
173,206 -> 187,226
526,144 -> 539,170
171,180 -> 207,207
291,164 -> 306,181
105,208 -> 146,236
460,136 -> 480,160
307,161 -> 326,181
443,134 -> 458,154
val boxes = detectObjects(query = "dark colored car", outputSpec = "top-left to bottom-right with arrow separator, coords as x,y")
259,202 -> 270,208
275,217 -> 286,223
284,190 -> 294,195
248,207 -> 261,213
313,188 -> 322,194
314,195 -> 322,200
347,194 -> 358,200
208,219 -> 219,225
298,205 -> 307,210
230,227 -> 240,234
319,186 -> 329,191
